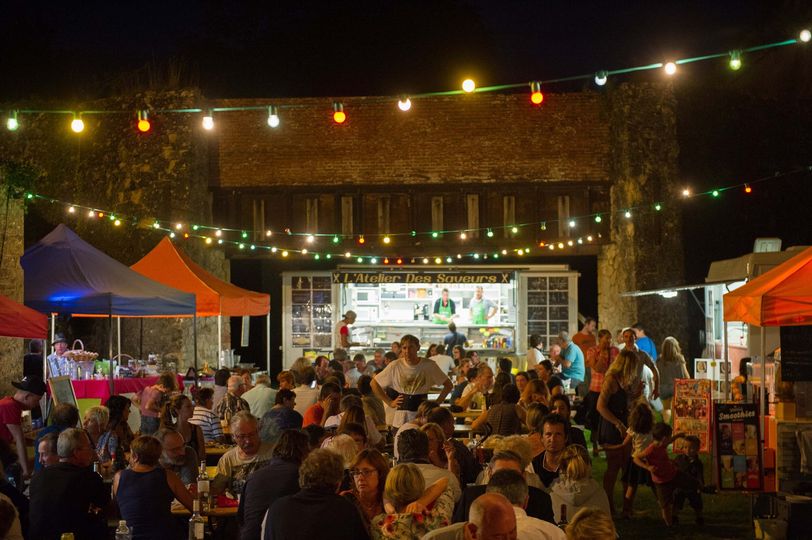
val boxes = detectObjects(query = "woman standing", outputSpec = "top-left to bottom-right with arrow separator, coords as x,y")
113,436 -> 193,540
139,372 -> 177,435
595,349 -> 645,515
160,394 -> 205,459
657,337 -> 690,424
584,329 -> 619,455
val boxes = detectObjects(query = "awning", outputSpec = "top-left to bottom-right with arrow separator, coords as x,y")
621,280 -> 737,298
0,294 -> 47,338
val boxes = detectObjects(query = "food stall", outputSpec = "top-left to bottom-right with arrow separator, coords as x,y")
21,224 -> 197,394
281,264 -> 578,367
723,245 -> 812,537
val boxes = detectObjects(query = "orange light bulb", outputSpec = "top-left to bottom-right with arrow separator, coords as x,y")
137,119 -> 151,132
531,91 -> 544,105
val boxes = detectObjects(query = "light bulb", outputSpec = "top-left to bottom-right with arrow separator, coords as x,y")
6,111 -> 19,131
397,98 -> 412,112
462,79 -> 476,93
460,232 -> 467,240
624,210 -> 632,219
67,206 -> 75,214
530,81 -> 543,105
383,236 -> 391,244
137,110 -> 151,133
215,229 -> 222,236
729,50 -> 742,71
282,250 -> 289,257
202,112 -> 214,130
422,258 -> 429,264
333,102 -> 346,124
267,106 -> 280,128
568,220 -> 575,228
205,237 -> 212,244
306,234 -> 315,243
594,215 -> 602,223
682,188 -> 691,197
435,257 -> 442,264
486,229 -> 494,238
664,62 -> 677,75
88,210 -> 96,218
511,226 -> 519,234
71,115 -> 85,133
800,29 -> 811,43
594,71 -> 608,86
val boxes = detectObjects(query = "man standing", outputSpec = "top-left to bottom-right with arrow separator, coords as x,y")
157,428 -> 198,484
572,317 -> 597,357
443,322 -> 467,352
335,310 -> 361,349
242,374 -> 277,419
30,428 -> 109,539
552,332 -> 585,393
371,334 -> 452,428
433,288 -> 457,324
1,376 -> 46,479
469,286 -> 497,325
46,334 -> 70,378
215,375 -> 251,422
631,323 -> 658,361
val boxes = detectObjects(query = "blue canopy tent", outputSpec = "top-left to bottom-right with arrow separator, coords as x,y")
21,224 -> 197,392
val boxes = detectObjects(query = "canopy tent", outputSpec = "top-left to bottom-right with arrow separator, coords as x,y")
0,293 -> 47,338
21,224 -> 196,317
21,224 -> 197,392
131,237 -> 271,370
724,245 -> 812,327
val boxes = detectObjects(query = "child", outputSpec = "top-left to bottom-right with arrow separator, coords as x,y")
634,422 -> 700,526
603,401 -> 654,518
673,435 -> 704,525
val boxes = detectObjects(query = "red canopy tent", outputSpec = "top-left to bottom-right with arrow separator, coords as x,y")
0,293 -> 47,339
131,237 -> 270,369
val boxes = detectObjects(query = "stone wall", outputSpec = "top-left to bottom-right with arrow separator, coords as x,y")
598,83 -> 689,348
0,90 -> 228,370
0,188 -> 25,393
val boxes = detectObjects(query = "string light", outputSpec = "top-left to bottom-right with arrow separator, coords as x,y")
67,206 -> 75,214
215,229 -> 222,236
357,257 -> 363,263
728,50 -> 742,71
712,189 -> 720,197
587,235 -> 593,241
682,188 -> 691,197
282,250 -> 289,257
435,257 -> 442,264
87,209 -> 95,218
511,226 -> 519,234
370,257 -> 377,264
333,235 -> 340,244
70,113 -> 85,133
432,232 -> 439,238
175,223 -> 183,230
800,29 -> 811,43
333,102 -> 346,124
205,237 -> 212,244
6,111 -> 18,131
594,70 -> 608,86
383,236 -> 391,244
594,215 -> 602,223
624,210 -> 632,219
568,220 -> 575,228
266,230 -> 273,237
113,219 -> 121,226
654,203 -> 662,211
486,229 -> 494,238
664,62 -> 677,75
137,110 -> 151,133
460,232 -> 467,240
306,234 -> 315,243
202,111 -> 214,130
345,251 -> 352,258
397,97 -> 412,112
170,232 -> 176,238
462,79 -> 476,93
530,81 -> 544,105
358,236 -> 366,244
267,106 -> 280,128
302,248 -> 309,255
744,184 -> 752,194
422,258 -> 429,264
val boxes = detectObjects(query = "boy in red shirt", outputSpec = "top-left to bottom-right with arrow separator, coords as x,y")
634,422 -> 701,526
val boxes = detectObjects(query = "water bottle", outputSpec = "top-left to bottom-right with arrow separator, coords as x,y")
115,520 -> 132,540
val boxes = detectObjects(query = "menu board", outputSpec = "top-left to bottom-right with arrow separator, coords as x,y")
714,402 -> 762,491
779,326 -> 812,381
672,379 -> 712,453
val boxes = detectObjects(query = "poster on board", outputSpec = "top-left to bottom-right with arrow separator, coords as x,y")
672,378 -> 712,453
714,402 -> 762,490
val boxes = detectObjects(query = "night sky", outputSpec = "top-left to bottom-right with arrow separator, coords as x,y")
2,0 -> 811,284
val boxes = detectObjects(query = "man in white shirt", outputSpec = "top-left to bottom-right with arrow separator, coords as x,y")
345,354 -> 365,388
293,366 -> 320,416
423,492 -> 517,540
429,344 -> 455,376
454,364 -> 494,411
241,374 -> 276,419
371,334 -> 451,428
485,469 -> 565,539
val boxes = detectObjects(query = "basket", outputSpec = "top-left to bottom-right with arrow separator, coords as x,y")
62,339 -> 99,363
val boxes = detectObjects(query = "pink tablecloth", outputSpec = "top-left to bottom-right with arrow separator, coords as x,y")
71,375 -> 185,401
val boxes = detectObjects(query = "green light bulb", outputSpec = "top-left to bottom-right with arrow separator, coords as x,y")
595,215 -> 602,223
432,232 -> 439,238
712,190 -> 720,197
333,235 -> 340,244
654,203 -> 662,211
486,229 -> 494,238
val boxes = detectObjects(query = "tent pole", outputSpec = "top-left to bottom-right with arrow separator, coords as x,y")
266,313 -> 270,375
723,321 -> 730,400
193,314 -> 199,379
139,318 -> 143,361
217,315 -> 222,367
117,317 -> 122,358
760,326 -> 766,444
50,313 -> 55,344
108,314 -> 114,396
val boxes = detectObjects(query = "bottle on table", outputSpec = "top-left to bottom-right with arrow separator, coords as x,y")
188,499 -> 205,540
115,520 -> 132,540
557,504 -> 568,530
197,461 -> 211,513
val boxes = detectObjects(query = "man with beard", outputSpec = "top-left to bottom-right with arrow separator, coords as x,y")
157,428 -> 198,484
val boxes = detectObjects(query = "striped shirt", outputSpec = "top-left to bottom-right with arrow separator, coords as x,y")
189,405 -> 223,442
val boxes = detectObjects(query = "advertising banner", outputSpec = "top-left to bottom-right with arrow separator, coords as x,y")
714,402 -> 762,491
672,378 -> 712,453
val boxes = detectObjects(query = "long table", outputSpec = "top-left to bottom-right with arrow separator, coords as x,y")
70,375 -> 185,401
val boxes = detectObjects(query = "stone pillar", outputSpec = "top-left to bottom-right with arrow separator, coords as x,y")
598,83 -> 689,349
0,188 -> 25,394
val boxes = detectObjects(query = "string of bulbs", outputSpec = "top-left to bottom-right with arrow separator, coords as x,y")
2,30 -> 809,134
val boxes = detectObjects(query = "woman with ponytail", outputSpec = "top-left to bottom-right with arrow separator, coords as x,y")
160,394 -> 205,458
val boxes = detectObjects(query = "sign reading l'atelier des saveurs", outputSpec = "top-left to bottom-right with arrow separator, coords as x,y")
332,271 -> 514,284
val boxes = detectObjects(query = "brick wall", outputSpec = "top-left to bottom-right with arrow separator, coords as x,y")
211,92 -> 611,187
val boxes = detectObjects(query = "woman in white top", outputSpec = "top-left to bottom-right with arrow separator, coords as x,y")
657,337 -> 690,424
526,334 -> 545,370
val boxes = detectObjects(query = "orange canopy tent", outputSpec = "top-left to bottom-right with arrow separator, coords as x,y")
724,245 -> 812,327
0,293 -> 47,339
131,237 -> 270,369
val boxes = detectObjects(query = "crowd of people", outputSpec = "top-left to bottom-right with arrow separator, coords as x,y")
0,318 -> 703,539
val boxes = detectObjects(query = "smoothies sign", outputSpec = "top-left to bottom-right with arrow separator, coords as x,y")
714,402 -> 762,491
332,271 -> 513,284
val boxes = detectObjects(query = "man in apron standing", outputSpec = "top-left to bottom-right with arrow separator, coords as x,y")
469,286 -> 497,325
